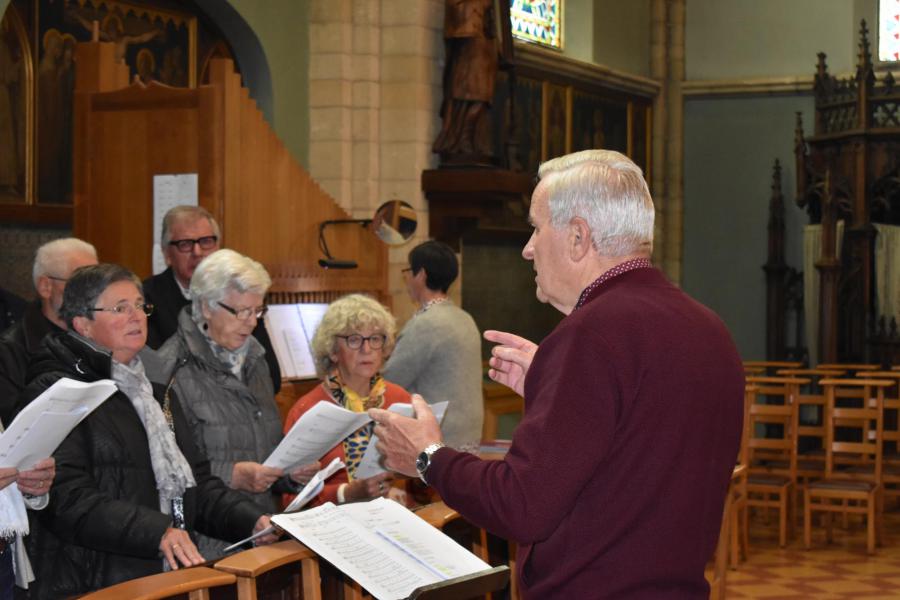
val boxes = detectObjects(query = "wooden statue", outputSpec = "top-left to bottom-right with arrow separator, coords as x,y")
433,0 -> 499,164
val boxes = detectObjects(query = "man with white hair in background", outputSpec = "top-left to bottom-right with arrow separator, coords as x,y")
372,150 -> 745,598
0,238 -> 97,425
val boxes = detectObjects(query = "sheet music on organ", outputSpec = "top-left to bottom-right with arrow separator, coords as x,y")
272,497 -> 491,600
265,303 -> 329,379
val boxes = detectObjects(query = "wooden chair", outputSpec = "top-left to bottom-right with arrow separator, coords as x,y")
742,360 -> 804,375
804,378 -> 893,554
777,368 -> 846,475
816,363 -> 880,372
709,464 -> 746,600
743,379 -> 806,548
78,567 -> 235,600
214,539 -> 322,600
856,371 -> 900,502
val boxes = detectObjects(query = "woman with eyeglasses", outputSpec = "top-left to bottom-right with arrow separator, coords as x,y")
284,293 -> 411,506
150,249 -> 318,558
18,263 -> 276,599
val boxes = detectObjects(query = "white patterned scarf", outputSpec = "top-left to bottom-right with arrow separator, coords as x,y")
111,357 -> 196,514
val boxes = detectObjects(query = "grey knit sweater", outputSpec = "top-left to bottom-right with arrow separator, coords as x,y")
384,302 -> 483,450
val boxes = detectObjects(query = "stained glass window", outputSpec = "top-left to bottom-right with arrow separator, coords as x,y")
510,0 -> 562,49
879,0 -> 900,61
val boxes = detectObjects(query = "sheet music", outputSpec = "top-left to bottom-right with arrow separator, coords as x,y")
222,457 -> 347,553
263,401 -> 371,470
151,174 -> 198,275
265,303 -> 328,379
273,498 -> 490,600
354,402 -> 449,480
0,378 -> 117,469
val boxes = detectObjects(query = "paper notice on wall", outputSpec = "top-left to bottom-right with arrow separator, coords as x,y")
152,174 -> 199,274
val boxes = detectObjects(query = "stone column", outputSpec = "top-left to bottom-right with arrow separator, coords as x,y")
650,0 -> 668,271
665,0 -> 685,284
308,1 -> 444,319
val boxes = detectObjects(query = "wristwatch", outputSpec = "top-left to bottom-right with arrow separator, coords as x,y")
416,442 -> 445,484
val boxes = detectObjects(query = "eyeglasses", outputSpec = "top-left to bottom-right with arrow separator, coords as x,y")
168,236 -> 218,253
46,275 -> 68,282
336,334 -> 387,350
401,267 -> 412,274
89,301 -> 154,317
218,301 -> 268,321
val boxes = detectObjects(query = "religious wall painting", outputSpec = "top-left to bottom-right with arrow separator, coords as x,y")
0,6 -> 30,204
542,81 -> 568,162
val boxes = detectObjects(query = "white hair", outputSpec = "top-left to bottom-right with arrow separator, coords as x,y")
32,238 -> 98,288
538,149 -> 654,257
161,205 -> 221,246
190,249 -> 271,316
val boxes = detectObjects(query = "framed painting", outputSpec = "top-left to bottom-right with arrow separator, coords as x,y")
0,5 -> 31,205
541,81 -> 569,162
35,0 -> 197,204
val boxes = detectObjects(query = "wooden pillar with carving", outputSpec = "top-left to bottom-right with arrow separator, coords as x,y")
817,171 -> 840,364
764,160 -> 786,360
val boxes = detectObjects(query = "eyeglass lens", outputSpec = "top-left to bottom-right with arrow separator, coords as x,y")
170,236 -> 218,253
219,302 -> 267,320
342,334 -> 386,349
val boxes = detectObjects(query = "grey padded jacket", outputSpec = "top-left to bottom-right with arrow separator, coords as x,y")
149,307 -> 283,558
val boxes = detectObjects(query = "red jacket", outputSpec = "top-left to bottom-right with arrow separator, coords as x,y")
283,381 -> 410,505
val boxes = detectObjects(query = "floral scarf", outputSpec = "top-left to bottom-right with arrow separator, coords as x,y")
325,370 -> 386,479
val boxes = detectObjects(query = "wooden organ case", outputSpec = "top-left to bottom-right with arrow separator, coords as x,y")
70,40 -> 388,407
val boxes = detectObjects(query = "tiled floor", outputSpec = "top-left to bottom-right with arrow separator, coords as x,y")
713,508 -> 900,598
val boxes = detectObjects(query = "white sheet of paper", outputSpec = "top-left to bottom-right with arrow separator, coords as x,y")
284,456 -> 345,512
263,401 -> 371,470
265,303 -> 328,380
0,377 -> 117,469
273,498 -> 490,600
151,174 -> 198,275
354,401 -> 449,480
222,457 -> 347,554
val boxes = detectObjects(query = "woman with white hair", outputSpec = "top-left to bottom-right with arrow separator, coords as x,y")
284,294 -> 410,506
152,249 -> 317,558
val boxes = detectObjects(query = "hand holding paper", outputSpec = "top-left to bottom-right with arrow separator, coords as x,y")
0,378 -> 116,469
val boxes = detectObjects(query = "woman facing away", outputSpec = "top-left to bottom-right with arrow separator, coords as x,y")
18,263 -> 276,599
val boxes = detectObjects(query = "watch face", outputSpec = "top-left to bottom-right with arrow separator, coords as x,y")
416,451 -> 429,474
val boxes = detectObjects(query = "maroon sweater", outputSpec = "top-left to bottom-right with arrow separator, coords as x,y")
429,268 -> 744,598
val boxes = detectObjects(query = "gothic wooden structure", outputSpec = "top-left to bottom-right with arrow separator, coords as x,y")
775,21 -> 900,364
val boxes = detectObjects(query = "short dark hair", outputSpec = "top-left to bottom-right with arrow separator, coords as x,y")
409,241 -> 458,293
59,263 -> 142,329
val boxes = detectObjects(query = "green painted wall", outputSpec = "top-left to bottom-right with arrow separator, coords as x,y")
683,96 -> 812,358
592,0 -> 650,77
683,0 -> 878,360
226,0 -> 309,167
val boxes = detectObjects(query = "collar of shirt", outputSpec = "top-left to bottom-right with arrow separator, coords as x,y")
574,258 -> 653,311
415,296 -> 450,316
171,270 -> 191,300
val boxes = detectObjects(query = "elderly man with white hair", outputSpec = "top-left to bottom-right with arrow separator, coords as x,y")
0,237 -> 97,423
372,150 -> 744,598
